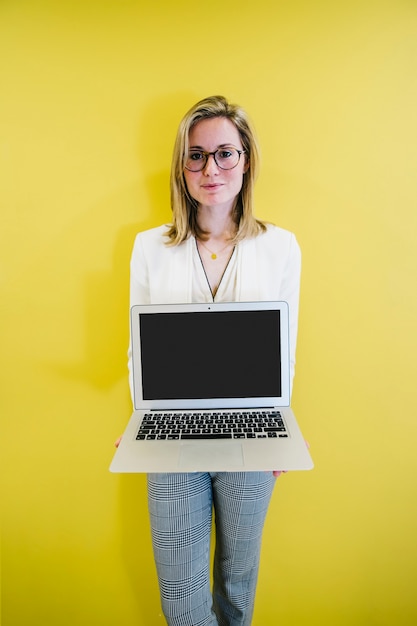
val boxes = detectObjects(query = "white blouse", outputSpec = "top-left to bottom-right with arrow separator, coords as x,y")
192,238 -> 238,303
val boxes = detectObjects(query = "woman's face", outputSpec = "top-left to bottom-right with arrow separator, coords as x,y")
183,117 -> 248,213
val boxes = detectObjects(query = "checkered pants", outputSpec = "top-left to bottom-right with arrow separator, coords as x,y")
147,472 -> 276,626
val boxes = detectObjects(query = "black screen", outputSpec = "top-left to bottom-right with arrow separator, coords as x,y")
138,310 -> 281,400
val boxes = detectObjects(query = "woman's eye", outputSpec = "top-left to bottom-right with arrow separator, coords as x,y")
218,150 -> 233,159
190,152 -> 204,161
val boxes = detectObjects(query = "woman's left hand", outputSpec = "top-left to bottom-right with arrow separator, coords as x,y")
273,441 -> 310,477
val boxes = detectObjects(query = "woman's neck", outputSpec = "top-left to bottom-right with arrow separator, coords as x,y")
196,205 -> 236,242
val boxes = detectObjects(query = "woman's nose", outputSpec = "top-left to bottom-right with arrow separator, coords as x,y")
202,154 -> 219,175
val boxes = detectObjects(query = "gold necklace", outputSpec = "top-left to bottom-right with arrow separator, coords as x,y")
197,239 -> 233,260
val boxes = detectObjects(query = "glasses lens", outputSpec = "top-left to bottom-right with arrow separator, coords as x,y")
214,148 -> 240,170
185,151 -> 206,171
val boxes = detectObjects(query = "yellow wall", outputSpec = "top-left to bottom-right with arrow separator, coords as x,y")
1,1 -> 417,624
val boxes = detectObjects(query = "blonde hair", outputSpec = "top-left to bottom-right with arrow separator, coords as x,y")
165,95 -> 266,245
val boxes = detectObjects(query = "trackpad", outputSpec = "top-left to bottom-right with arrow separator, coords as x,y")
179,442 -> 244,470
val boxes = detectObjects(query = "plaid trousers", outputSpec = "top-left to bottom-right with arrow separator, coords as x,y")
147,471 -> 276,626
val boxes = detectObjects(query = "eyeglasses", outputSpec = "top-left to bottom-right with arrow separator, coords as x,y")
185,147 -> 245,172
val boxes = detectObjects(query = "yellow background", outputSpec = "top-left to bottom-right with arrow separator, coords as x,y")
1,1 -> 417,624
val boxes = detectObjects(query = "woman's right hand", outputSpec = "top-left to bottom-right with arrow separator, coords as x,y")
114,436 -> 122,448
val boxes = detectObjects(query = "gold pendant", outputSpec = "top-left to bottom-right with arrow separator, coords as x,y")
211,253 -> 217,260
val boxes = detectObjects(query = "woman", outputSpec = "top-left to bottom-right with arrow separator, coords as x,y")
125,95 -> 301,625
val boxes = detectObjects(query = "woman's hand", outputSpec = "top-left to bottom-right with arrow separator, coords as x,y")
114,436 -> 122,448
272,441 -> 310,477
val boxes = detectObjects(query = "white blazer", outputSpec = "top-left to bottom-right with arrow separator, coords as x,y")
128,224 -> 301,397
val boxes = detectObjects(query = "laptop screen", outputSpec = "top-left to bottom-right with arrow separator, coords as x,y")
138,310 -> 282,401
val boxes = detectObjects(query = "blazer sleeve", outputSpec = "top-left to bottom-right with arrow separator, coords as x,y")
126,225 -> 192,403
248,227 -> 301,396
280,233 -> 301,397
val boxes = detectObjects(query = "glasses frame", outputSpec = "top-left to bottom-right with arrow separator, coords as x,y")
184,147 -> 245,172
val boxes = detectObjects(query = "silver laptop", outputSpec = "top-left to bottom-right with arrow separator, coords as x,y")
110,301 -> 313,473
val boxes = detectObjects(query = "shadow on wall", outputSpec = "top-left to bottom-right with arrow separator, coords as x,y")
47,198 -> 147,389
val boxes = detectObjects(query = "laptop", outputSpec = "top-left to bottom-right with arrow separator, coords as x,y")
110,301 -> 313,473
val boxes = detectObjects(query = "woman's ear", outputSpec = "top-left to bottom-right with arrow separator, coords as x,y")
243,158 -> 250,173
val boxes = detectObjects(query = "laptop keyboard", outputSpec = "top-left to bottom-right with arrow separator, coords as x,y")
136,410 -> 288,441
